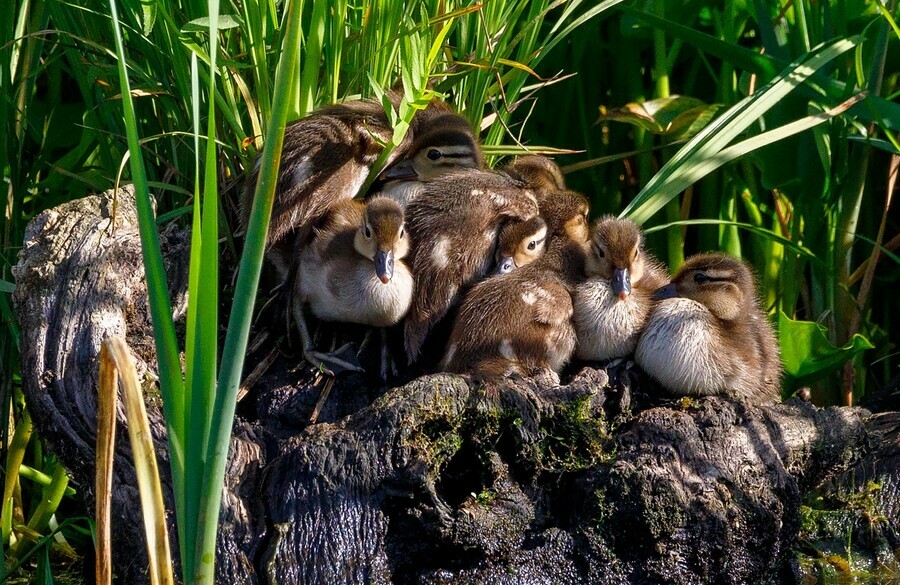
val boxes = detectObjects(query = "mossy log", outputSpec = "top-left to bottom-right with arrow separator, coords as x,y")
12,187 -> 900,583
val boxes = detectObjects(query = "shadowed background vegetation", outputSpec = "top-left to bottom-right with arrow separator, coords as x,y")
0,0 -> 897,580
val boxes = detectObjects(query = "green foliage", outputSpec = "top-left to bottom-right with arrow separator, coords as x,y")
778,312 -> 875,393
531,0 -> 898,404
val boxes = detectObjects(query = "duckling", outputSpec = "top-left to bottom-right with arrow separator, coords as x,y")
501,155 -> 566,197
242,95 -> 480,279
634,252 -> 782,405
494,217 -> 548,275
376,113 -> 484,208
402,169 -> 541,363
572,217 -> 668,361
441,191 -> 591,381
293,196 -> 413,377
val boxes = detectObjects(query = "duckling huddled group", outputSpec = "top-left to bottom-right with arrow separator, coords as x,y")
244,93 -> 783,406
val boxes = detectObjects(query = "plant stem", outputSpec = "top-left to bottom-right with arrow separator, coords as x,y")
192,0 -> 303,580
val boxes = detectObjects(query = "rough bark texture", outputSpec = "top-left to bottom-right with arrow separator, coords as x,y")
12,188 -> 900,584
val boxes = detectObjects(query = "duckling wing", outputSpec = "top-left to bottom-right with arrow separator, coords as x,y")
243,103 -> 400,247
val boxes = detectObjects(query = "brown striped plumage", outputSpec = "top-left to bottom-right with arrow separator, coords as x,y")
573,217 -> 668,361
242,94 -> 480,280
402,169 -> 541,363
441,191 -> 591,381
635,253 -> 782,405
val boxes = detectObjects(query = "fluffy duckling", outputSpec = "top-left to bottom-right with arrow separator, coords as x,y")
441,191 -> 591,381
377,113 -> 484,208
293,196 -> 413,376
573,217 -> 668,361
494,217 -> 548,275
501,155 -> 566,197
243,95 -> 480,279
402,169 -> 541,363
634,252 -> 782,405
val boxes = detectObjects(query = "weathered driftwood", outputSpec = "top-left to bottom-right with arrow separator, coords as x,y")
12,187 -> 900,584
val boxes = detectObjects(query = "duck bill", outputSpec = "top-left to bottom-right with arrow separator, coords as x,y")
380,159 -> 417,181
653,283 -> 678,300
612,268 -> 631,301
375,250 -> 394,284
495,256 -> 515,275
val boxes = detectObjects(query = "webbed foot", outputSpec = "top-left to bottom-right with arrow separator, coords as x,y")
304,342 -> 365,377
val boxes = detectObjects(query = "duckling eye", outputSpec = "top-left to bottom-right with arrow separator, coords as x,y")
694,272 -> 709,284
399,228 -> 405,239
527,240 -> 537,251
596,247 -> 605,258
426,149 -> 442,161
364,225 -> 372,238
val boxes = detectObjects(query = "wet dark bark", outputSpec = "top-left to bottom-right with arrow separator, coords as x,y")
12,188 -> 900,584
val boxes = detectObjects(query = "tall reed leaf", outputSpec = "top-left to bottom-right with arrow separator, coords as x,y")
621,38 -> 857,225
107,0 -> 186,521
192,0 -> 304,580
183,0 -> 222,578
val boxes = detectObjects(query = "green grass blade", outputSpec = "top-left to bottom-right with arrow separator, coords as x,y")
107,0 -> 186,561
643,219 -> 818,261
181,52 -> 203,581
621,38 -> 857,225
193,0 -> 304,580
298,0 -> 327,117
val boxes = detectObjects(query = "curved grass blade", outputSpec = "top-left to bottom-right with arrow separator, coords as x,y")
193,0 -> 305,581
107,0 -> 186,510
621,39 -> 858,225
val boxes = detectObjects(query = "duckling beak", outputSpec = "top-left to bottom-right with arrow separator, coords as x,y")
375,250 -> 394,284
612,268 -> 631,301
380,160 -> 417,181
495,257 -> 515,275
653,283 -> 678,300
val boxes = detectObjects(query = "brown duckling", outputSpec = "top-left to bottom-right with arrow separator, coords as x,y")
243,95 -> 480,279
494,217 -> 548,275
441,191 -> 591,381
402,169 -> 541,363
294,196 -> 413,376
572,217 -> 668,361
634,252 -> 782,405
501,155 -> 566,197
377,114 -> 484,208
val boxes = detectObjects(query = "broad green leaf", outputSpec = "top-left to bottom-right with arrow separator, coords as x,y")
0,280 -> 13,293
597,95 -> 709,134
181,14 -> 240,33
36,544 -> 54,585
778,312 -> 874,391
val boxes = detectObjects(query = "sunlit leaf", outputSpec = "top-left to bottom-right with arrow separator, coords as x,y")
778,312 -> 874,391
598,95 -> 715,137
181,14 -> 241,33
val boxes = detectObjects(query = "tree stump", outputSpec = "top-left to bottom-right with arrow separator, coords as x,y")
12,187 -> 900,583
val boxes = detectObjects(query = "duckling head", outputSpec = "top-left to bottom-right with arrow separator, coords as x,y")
586,217 -> 650,301
354,197 -> 410,284
539,190 -> 590,245
503,155 -> 566,195
663,252 -> 755,321
380,114 -> 482,181
495,217 -> 548,274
